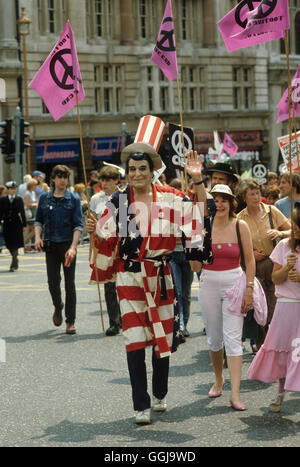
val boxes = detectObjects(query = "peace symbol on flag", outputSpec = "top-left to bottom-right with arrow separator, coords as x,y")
49,49 -> 74,90
235,0 -> 277,29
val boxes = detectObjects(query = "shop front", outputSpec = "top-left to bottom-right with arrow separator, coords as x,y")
35,139 -> 80,185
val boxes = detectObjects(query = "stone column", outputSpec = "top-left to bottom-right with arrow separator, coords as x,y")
203,0 -> 216,48
120,0 -> 134,45
0,0 -> 19,60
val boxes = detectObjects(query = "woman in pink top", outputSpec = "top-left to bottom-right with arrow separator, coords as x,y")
194,185 -> 255,410
248,205 -> 300,412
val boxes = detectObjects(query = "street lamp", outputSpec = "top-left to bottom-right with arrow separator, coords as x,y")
17,7 -> 32,174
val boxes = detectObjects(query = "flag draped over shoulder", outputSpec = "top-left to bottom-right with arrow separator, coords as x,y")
218,0 -> 289,53
277,65 -> 300,124
29,20 -> 85,121
223,132 -> 238,156
151,0 -> 178,81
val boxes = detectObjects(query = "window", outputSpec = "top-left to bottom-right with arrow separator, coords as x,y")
147,67 -> 154,111
181,66 -> 205,112
173,0 -> 203,43
232,67 -> 253,110
86,0 -> 114,40
134,0 -> 159,41
145,66 -> 172,113
37,0 -> 68,34
159,71 -> 169,112
94,64 -> 123,114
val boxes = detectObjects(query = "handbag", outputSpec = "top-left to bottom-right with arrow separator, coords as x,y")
236,220 -> 261,339
25,207 -> 32,220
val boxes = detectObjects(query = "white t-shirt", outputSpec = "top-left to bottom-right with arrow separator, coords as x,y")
270,238 -> 300,300
90,191 -> 110,218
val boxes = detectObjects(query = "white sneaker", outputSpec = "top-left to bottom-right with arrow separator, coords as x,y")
135,408 -> 151,424
269,392 -> 285,413
152,397 -> 167,412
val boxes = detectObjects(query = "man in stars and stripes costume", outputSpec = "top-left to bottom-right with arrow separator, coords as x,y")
86,116 -> 213,424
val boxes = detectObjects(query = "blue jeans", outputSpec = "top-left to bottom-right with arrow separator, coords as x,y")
169,251 -> 194,331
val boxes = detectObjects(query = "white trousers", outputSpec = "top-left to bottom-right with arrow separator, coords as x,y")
198,267 -> 244,357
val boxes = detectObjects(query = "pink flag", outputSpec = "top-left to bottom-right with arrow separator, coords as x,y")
218,0 -> 289,53
223,133 -> 238,157
151,0 -> 178,81
277,65 -> 300,123
29,21 -> 85,121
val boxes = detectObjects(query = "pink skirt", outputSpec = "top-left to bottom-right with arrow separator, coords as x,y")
247,301 -> 300,392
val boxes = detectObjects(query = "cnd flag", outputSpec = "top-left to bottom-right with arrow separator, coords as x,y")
29,20 -> 85,121
277,64 -> 300,124
151,0 -> 178,81
218,0 -> 289,53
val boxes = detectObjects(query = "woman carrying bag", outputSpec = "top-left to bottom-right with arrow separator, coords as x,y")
194,184 -> 255,411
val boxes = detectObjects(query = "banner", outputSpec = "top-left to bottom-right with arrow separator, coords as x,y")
223,132 -> 238,157
29,20 -> 85,121
169,123 -> 194,170
208,131 -> 223,160
277,65 -> 300,123
218,0 -> 289,53
277,132 -> 300,172
151,0 -> 178,81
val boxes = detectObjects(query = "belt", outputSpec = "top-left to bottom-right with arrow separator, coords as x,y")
123,255 -> 171,359
277,297 -> 300,303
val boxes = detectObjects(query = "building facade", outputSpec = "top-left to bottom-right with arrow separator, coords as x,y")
1,0 -> 300,184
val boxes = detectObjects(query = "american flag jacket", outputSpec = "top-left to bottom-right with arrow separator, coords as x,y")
90,184 -> 213,358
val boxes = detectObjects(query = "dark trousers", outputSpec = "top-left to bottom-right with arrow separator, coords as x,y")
46,241 -> 76,324
256,257 -> 277,325
104,281 -> 121,328
127,348 -> 169,411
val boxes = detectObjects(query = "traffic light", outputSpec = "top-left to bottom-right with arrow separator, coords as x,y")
20,117 -> 30,153
0,119 -> 13,154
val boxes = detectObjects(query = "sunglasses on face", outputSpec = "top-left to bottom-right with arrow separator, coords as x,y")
56,173 -> 69,179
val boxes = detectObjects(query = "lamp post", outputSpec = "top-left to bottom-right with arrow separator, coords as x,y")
17,7 -> 31,174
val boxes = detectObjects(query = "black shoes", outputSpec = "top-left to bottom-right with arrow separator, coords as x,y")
53,303 -> 64,327
9,258 -> 19,272
105,325 -> 120,336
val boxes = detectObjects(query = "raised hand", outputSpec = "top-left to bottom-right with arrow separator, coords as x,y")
184,150 -> 203,182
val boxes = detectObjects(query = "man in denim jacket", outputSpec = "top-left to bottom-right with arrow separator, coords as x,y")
34,165 -> 83,334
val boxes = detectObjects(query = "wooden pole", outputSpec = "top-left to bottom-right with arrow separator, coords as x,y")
75,91 -> 105,331
176,75 -> 188,193
285,29 -> 295,251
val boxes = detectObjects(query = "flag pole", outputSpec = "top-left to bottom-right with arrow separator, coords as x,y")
75,90 -> 105,331
285,29 -> 295,251
176,76 -> 188,193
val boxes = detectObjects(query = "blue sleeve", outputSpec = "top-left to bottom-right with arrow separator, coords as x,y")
34,193 -> 47,226
72,194 -> 83,231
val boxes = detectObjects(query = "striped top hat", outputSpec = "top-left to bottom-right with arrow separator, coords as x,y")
121,115 -> 165,170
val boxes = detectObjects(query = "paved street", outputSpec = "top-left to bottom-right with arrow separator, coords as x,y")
0,245 -> 300,448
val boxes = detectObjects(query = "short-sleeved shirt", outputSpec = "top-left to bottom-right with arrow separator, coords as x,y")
90,191 -> 110,218
274,197 -> 298,219
237,203 -> 288,256
270,239 -> 300,300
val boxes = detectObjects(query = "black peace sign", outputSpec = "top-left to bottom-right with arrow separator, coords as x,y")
50,49 -> 74,90
234,0 -> 264,29
251,0 -> 277,20
156,17 -> 176,52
